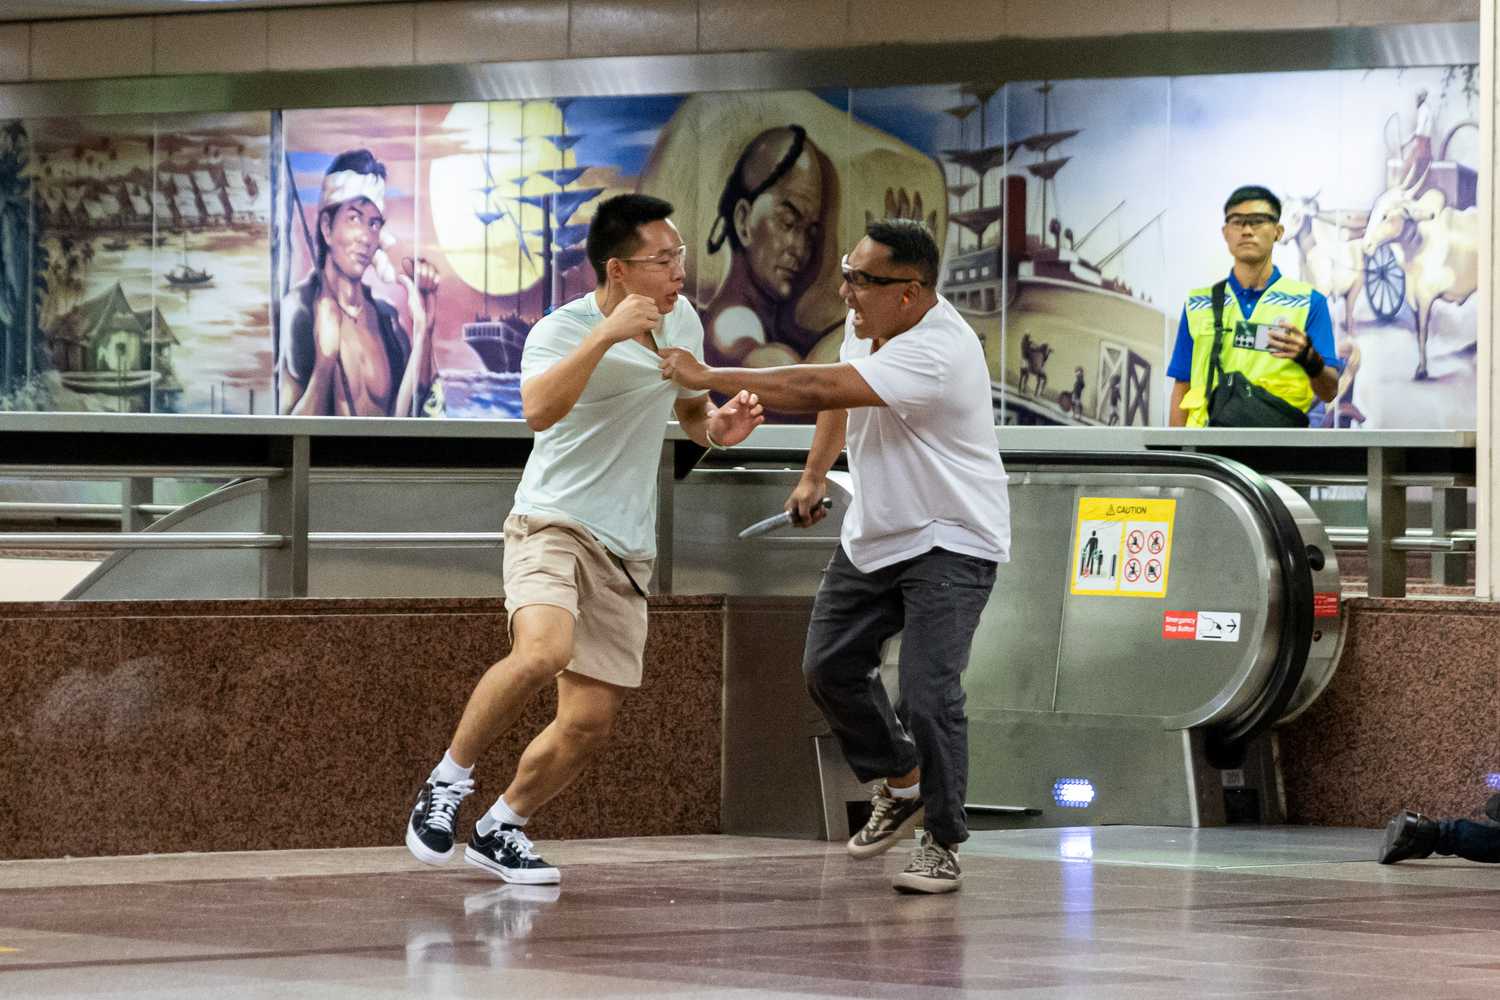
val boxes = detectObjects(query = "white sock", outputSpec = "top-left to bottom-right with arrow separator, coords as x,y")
887,781 -> 920,800
431,750 -> 472,785
475,795 -> 528,836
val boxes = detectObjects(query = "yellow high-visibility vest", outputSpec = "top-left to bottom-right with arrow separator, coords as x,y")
1179,276 -> 1316,428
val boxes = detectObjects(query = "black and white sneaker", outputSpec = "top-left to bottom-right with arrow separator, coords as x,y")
465,825 -> 561,885
848,782 -> 924,859
893,832 -> 962,894
405,777 -> 475,865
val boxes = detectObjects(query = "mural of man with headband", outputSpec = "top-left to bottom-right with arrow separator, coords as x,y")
278,149 -> 440,417
701,125 -> 839,368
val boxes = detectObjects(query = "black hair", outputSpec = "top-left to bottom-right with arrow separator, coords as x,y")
1223,185 -> 1281,220
707,125 -> 808,254
865,218 -> 939,286
586,193 -> 675,282
316,149 -> 387,267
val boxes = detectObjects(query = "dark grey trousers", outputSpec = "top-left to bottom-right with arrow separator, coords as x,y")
802,544 -> 997,846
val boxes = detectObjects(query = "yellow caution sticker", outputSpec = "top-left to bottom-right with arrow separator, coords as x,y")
1070,497 -> 1176,598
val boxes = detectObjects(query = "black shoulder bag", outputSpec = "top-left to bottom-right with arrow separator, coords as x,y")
1205,280 -> 1308,429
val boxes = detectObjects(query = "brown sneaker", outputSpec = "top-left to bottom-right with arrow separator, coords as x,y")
893,832 -> 962,894
847,782 -> 923,859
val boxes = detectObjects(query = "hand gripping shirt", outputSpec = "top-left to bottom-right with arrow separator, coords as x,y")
512,292 -> 705,560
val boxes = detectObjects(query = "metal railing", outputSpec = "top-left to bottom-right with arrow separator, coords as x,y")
1324,526 -> 1476,553
1272,464 -> 1475,592
0,531 -> 506,550
0,418 -> 1478,600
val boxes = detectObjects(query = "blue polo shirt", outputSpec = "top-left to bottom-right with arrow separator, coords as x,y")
1167,267 -> 1340,381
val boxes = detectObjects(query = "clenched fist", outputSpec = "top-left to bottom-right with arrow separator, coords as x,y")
597,294 -> 662,346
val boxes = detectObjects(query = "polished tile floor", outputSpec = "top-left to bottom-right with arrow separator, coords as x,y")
4,827 -> 1500,998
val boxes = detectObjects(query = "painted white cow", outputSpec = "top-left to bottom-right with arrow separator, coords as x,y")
1276,193 -> 1365,341
1361,180 -> 1478,380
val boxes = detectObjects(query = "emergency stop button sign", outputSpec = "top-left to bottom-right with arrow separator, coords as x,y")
1163,611 -> 1197,639
1162,610 -> 1242,641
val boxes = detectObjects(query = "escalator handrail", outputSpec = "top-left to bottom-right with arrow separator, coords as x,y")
1001,449 -> 1314,768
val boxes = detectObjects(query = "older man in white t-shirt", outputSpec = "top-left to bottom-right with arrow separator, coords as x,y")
404,194 -> 763,887
661,219 -> 1009,894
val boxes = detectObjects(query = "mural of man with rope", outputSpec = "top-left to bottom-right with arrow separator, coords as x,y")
277,149 -> 440,417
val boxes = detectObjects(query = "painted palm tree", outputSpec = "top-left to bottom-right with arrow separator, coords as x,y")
0,121 -> 54,401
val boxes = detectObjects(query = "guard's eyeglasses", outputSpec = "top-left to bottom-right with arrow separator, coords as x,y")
1224,213 -> 1278,230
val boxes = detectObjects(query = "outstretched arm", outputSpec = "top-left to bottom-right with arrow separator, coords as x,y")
660,349 -> 882,412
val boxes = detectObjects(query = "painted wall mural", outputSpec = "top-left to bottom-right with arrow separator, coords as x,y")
1,112 -> 270,414
0,64 -> 1479,428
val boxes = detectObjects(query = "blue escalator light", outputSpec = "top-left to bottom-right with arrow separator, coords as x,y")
1052,778 -> 1096,808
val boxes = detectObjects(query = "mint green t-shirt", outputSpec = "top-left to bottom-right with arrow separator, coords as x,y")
512,292 -> 706,560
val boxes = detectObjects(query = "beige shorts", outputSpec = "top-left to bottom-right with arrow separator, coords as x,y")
502,512 -> 653,688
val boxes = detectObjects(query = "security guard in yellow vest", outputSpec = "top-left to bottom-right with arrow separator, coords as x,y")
1168,186 -> 1340,427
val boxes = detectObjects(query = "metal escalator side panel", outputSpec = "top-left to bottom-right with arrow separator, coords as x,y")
1001,465 -> 1277,728
1203,470 -> 1313,764
1000,451 -> 1313,765
64,479 -> 268,600
1265,479 -> 1346,726
1155,483 -> 1284,730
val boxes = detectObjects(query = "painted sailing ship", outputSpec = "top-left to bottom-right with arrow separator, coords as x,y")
432,100 -> 606,418
461,99 -> 603,375
164,231 -> 212,287
941,82 -> 1166,426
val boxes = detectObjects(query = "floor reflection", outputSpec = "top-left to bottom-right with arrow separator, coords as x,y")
7,829 -> 1493,1000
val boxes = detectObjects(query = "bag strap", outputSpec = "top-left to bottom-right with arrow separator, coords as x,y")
1207,279 -> 1229,393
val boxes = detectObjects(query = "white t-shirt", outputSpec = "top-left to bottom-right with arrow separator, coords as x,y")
839,295 -> 1011,573
513,292 -> 705,560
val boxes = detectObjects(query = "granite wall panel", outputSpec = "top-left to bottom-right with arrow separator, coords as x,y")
0,597 -> 723,860
8,592 -> 1495,855
1280,598 -> 1500,827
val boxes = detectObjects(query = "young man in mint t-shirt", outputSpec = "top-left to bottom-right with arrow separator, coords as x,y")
404,194 -> 763,885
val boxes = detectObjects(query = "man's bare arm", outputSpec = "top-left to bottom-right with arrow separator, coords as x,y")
801,408 -> 847,483
673,393 -> 715,447
1310,365 -> 1338,404
673,390 -> 765,448
521,334 -> 614,431
1168,380 -> 1189,427
786,409 -> 847,526
662,352 -> 883,412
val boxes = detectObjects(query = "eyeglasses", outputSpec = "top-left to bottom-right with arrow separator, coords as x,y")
1224,213 -> 1278,230
839,254 -> 925,289
619,245 -> 687,268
